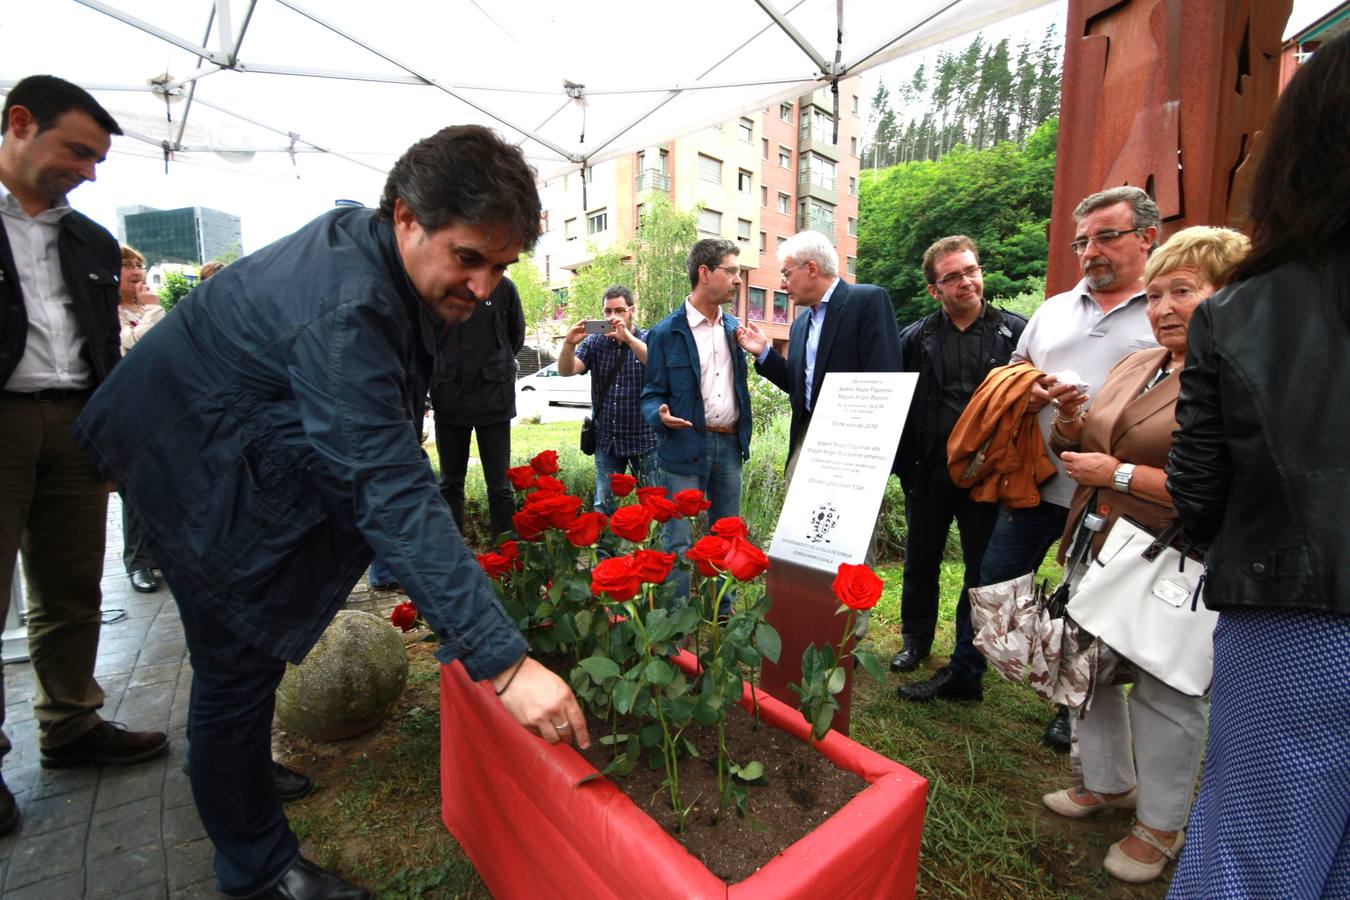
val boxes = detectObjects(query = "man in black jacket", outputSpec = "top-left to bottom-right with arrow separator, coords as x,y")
0,75 -> 168,834
890,236 -> 1025,679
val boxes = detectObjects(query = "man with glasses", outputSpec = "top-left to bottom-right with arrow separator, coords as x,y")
559,284 -> 659,514
0,76 -> 170,833
642,239 -> 752,609
899,188 -> 1160,751
889,236 -> 1026,677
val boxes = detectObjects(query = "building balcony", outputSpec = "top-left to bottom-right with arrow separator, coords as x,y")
797,124 -> 839,162
797,169 -> 838,205
635,169 -> 671,193
797,211 -> 836,242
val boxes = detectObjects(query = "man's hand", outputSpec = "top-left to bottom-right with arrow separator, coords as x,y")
493,656 -> 591,748
563,321 -> 587,347
1027,375 -> 1058,413
609,316 -> 631,345
658,403 -> 693,430
736,321 -> 767,356
1059,451 -> 1120,489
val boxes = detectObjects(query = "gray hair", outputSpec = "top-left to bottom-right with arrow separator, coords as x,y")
1073,186 -> 1161,247
778,230 -> 838,277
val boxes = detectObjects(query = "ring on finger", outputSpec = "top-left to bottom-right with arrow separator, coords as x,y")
552,721 -> 570,731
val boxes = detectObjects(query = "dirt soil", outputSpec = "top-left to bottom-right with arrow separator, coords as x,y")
574,702 -> 867,884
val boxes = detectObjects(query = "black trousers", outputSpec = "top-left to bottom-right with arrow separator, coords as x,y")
898,477 -> 998,649
121,493 -> 158,573
434,420 -> 514,541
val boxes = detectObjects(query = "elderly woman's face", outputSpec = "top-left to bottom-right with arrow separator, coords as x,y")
1146,265 -> 1213,356
119,258 -> 145,301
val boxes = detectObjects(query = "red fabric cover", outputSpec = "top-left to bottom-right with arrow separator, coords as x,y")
440,652 -> 927,899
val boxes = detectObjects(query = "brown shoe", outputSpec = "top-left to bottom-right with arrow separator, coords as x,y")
0,780 -> 19,835
40,721 -> 169,769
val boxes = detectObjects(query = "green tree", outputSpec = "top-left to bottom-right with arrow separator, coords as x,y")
857,117 -> 1058,328
217,242 -> 242,264
631,195 -> 697,327
564,245 -> 633,325
508,256 -> 557,346
158,270 -> 195,311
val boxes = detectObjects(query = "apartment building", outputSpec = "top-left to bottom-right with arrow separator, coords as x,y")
531,76 -> 863,354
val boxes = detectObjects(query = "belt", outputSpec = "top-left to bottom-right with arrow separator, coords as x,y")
705,424 -> 737,434
1,387 -> 92,402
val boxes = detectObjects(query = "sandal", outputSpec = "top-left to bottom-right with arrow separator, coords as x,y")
1041,786 -> 1137,818
1104,823 -> 1185,883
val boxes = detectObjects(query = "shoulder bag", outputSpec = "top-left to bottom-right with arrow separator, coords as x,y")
580,344 -> 627,456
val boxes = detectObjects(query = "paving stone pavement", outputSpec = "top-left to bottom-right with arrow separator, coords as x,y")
1,496 -> 389,898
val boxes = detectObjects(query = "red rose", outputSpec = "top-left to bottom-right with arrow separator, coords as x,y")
632,549 -> 676,583
609,473 -> 638,497
529,475 -> 566,496
477,551 -> 513,579
685,535 -> 730,577
672,489 -> 712,518
609,504 -> 655,542
722,537 -> 769,582
498,540 -> 522,570
566,511 -> 608,547
512,508 -> 548,541
710,516 -> 749,541
527,493 -> 582,528
591,555 -> 641,601
644,495 -> 680,523
390,601 -> 419,632
635,485 -> 669,507
832,562 -> 884,610
507,465 -> 537,491
530,450 -> 559,475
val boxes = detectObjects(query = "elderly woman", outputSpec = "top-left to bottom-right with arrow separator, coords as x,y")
118,245 -> 166,591
1166,32 -> 1350,898
1035,226 -> 1250,884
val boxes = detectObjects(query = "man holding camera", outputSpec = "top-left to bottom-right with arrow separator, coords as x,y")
558,284 -> 658,514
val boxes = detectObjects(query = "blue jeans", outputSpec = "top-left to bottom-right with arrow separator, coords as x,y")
367,558 -> 396,589
593,447 -> 660,515
171,591 -> 297,896
948,501 -> 1068,679
661,431 -> 742,614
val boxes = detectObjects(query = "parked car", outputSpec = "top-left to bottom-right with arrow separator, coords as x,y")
517,362 -> 591,407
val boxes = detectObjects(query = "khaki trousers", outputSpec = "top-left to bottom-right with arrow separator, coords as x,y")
0,393 -> 108,753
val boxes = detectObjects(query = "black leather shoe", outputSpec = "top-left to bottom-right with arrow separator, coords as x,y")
889,636 -> 931,673
273,761 -> 315,803
1042,705 -> 1072,752
897,667 -> 983,702
258,856 -> 369,900
129,568 -> 159,592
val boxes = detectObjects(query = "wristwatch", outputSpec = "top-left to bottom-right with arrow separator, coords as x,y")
1112,463 -> 1136,493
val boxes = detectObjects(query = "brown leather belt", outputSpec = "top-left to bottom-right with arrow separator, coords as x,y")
705,424 -> 737,434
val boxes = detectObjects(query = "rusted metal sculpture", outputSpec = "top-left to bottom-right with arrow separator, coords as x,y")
1046,0 -> 1291,293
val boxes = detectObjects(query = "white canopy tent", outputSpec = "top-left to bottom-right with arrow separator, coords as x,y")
4,0 -> 1057,181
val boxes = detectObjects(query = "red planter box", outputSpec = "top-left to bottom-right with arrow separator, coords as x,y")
439,655 -> 928,899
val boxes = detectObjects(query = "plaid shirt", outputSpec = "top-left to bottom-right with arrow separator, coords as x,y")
575,331 -> 658,456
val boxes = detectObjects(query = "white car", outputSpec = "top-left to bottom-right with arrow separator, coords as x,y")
517,362 -> 592,407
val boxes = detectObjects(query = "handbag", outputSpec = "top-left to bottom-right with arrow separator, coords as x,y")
1066,517 -> 1217,696
578,344 -> 628,457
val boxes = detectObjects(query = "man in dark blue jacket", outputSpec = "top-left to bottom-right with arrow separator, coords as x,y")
891,236 -> 1026,682
641,238 -> 752,608
73,126 -> 588,900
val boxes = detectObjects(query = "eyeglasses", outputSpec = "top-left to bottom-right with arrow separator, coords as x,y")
1070,227 -> 1145,254
602,307 -> 630,316
710,265 -> 741,277
779,263 -> 803,280
121,261 -> 144,270
933,265 -> 982,287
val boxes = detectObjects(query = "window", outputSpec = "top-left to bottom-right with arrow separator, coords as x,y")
779,102 -> 793,122
697,207 -> 722,234
800,152 -> 836,191
776,234 -> 788,253
777,192 -> 790,215
737,169 -> 753,193
697,153 -> 723,185
849,175 -> 858,196
737,218 -> 752,243
587,209 -> 608,235
778,146 -> 791,168
739,117 -> 754,142
760,185 -> 768,207
659,149 -> 670,174
798,198 -> 835,233
772,290 -> 789,324
848,216 -> 857,236
801,108 -> 835,143
762,137 -> 769,159
852,94 -> 860,115
759,231 -> 767,252
564,217 -> 577,241
748,287 -> 767,321
847,256 -> 857,276
584,165 -> 594,183
850,136 -> 859,156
